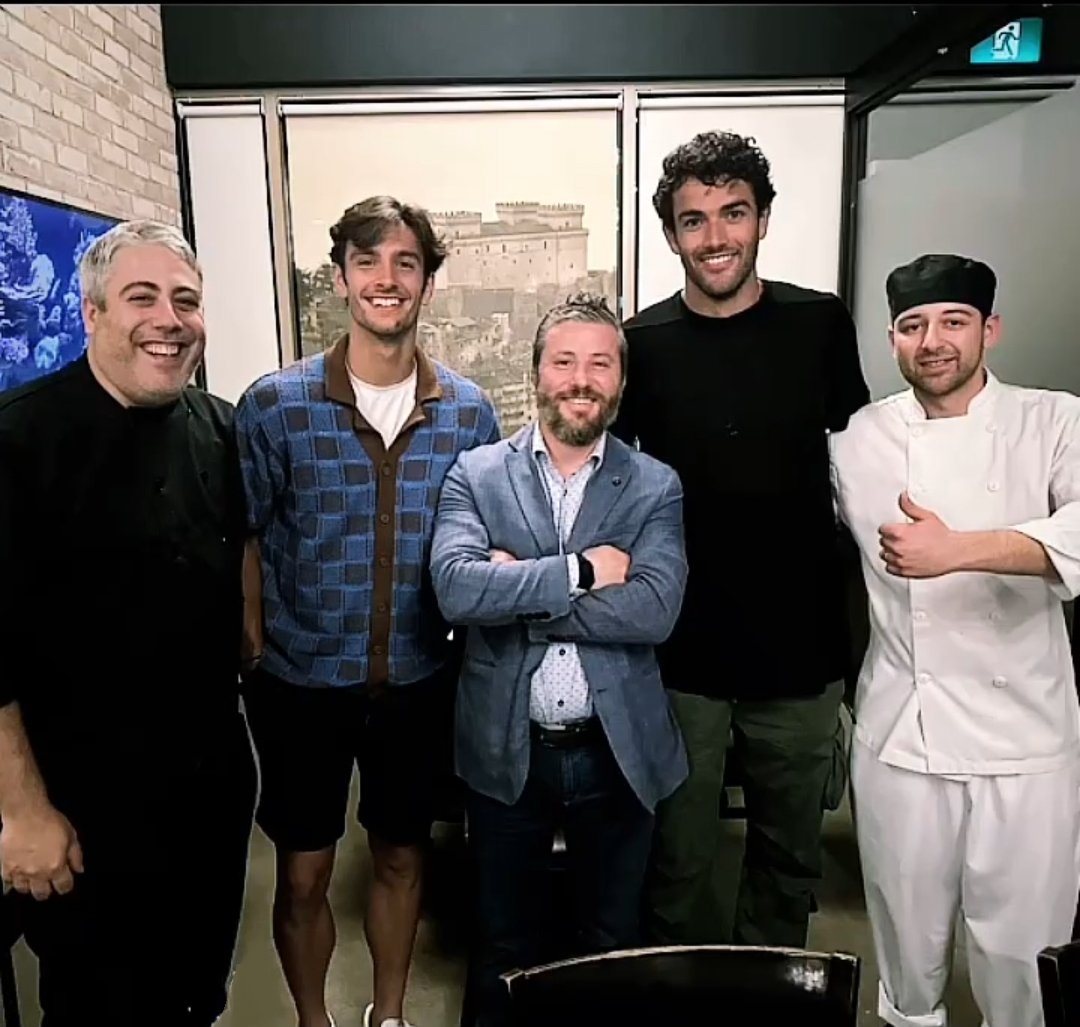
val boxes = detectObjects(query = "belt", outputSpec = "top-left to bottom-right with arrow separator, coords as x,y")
530,717 -> 603,749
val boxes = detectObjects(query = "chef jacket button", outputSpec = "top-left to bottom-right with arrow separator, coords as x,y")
911,426 -> 924,438
992,675 -> 1007,688
987,481 -> 1000,492
989,610 -> 1002,622
914,610 -> 927,622
917,673 -> 931,686
986,423 -> 996,433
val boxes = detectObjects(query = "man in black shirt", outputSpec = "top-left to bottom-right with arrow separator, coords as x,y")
0,220 -> 256,1025
611,131 -> 869,948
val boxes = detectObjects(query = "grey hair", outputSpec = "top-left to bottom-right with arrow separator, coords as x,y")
532,292 -> 627,381
79,219 -> 202,308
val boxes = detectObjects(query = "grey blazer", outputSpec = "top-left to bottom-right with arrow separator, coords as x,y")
430,424 -> 689,813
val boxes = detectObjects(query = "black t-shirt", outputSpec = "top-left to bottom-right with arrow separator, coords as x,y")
0,357 -> 247,795
611,284 -> 870,700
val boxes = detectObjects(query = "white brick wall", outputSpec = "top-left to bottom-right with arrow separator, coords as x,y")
0,4 -> 179,225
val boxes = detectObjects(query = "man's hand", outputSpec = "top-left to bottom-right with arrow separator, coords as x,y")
0,803 -> 84,901
241,537 -> 264,674
240,623 -> 263,673
583,545 -> 631,588
489,549 -> 517,564
879,492 -> 958,578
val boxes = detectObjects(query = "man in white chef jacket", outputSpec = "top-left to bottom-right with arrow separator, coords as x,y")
830,253 -> 1080,1027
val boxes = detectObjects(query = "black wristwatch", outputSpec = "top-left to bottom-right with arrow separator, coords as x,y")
575,552 -> 595,591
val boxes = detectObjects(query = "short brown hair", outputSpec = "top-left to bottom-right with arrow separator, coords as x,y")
532,292 -> 626,382
329,196 -> 447,281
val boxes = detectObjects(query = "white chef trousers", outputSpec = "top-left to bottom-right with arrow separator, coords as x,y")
851,738 -> 1080,1027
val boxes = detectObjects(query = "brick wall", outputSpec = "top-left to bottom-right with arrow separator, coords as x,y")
0,4 -> 178,225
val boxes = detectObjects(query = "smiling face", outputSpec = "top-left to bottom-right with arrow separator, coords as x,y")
83,243 -> 205,407
535,319 -> 623,448
890,301 -> 1001,409
333,224 -> 432,346
664,176 -> 769,312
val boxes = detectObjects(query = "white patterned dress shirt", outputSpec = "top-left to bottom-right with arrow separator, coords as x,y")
529,424 -> 606,726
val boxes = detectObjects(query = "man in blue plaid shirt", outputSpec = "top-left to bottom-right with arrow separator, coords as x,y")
235,196 -> 500,1027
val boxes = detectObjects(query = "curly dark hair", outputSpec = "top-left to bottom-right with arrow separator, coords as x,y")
329,195 -> 447,281
652,131 -> 776,233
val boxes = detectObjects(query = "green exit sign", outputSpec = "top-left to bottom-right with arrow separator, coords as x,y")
970,18 -> 1043,65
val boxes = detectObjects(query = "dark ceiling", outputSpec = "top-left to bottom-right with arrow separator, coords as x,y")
160,5 -> 933,91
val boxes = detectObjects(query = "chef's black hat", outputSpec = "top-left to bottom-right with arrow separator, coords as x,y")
886,254 -> 996,322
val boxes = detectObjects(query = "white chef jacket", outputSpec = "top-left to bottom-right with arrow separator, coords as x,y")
829,371 -> 1080,777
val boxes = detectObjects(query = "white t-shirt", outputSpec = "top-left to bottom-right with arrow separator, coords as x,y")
347,365 -> 417,449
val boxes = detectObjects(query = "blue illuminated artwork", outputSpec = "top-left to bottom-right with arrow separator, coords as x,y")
0,187 -> 119,394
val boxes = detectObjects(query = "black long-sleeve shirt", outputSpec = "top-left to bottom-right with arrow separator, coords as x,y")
610,283 -> 870,701
0,357 -> 247,800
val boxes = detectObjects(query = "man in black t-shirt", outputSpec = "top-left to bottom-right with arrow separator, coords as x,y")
0,220 -> 256,1025
610,131 -> 870,948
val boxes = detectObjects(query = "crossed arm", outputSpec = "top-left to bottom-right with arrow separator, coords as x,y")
526,475 -> 688,646
430,460 -> 689,645
430,459 -> 574,627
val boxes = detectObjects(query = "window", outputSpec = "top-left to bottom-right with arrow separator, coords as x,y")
281,99 -> 620,435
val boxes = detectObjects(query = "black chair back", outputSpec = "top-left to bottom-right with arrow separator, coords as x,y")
502,944 -> 860,1027
1039,940 -> 1080,1027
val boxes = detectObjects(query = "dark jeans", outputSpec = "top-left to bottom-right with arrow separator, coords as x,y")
647,682 -> 845,948
462,727 -> 655,1027
14,712 -> 258,1027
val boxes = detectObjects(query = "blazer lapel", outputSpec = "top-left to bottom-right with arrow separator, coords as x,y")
506,445 -> 559,556
567,438 -> 634,552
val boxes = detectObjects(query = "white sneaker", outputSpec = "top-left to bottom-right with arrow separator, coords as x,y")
363,1002 -> 415,1027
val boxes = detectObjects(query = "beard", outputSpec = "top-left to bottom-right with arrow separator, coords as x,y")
681,236 -> 759,303
536,385 -> 621,447
899,344 -> 985,399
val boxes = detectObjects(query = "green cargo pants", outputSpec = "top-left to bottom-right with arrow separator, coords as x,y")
647,680 -> 847,948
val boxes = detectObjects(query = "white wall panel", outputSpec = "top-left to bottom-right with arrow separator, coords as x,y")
182,105 -> 281,404
854,85 -> 1080,400
636,97 -> 846,312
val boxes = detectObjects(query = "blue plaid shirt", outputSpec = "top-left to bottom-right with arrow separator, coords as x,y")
236,337 -> 501,689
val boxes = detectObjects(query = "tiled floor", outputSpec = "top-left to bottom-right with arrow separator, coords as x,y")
11,783 -> 983,1027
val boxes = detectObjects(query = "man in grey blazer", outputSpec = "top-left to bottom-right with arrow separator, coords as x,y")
430,293 -> 689,1027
